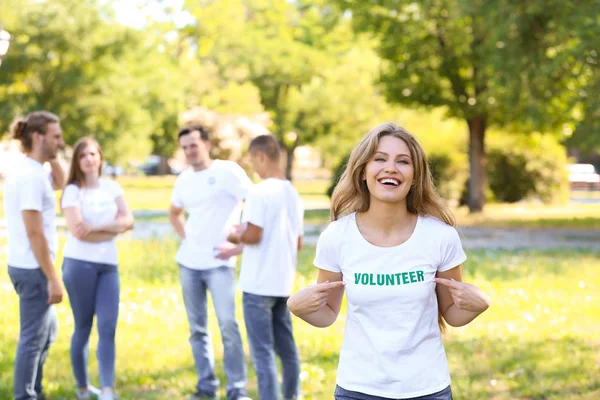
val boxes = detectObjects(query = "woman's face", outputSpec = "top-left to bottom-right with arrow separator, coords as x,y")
78,143 -> 101,177
363,135 -> 415,205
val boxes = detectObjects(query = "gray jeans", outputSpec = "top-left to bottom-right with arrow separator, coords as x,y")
8,266 -> 58,400
179,265 -> 248,398
242,292 -> 300,400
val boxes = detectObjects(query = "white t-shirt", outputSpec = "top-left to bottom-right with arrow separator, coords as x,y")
314,213 -> 467,399
4,157 -> 58,269
238,179 -> 304,297
171,160 -> 252,269
61,178 -> 124,265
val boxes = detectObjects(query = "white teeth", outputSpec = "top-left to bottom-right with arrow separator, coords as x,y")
379,178 -> 399,186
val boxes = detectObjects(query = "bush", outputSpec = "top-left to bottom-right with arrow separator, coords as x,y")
327,154 -> 350,198
486,132 -> 569,203
428,152 -> 469,205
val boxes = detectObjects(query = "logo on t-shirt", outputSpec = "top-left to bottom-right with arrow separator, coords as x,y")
353,271 -> 425,286
208,176 -> 216,185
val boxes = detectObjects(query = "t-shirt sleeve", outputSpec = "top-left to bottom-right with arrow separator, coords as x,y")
438,227 -> 467,272
171,179 -> 184,209
226,162 -> 253,201
313,223 -> 341,273
18,174 -> 46,212
107,179 -> 124,199
296,192 -> 304,237
241,190 -> 264,228
61,184 -> 80,209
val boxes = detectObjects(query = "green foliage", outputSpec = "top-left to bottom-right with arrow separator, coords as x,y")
487,132 -> 570,203
335,0 -> 600,210
0,0 -> 156,163
326,153 -> 350,198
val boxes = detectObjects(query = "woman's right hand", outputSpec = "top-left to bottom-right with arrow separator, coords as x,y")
74,221 -> 92,240
288,281 -> 345,316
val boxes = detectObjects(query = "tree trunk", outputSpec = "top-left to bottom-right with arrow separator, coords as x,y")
285,144 -> 296,181
467,115 -> 487,212
157,155 -> 170,175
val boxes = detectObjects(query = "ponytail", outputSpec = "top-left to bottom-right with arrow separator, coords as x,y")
8,111 -> 59,152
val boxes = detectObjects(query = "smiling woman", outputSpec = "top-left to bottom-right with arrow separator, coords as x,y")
287,122 -> 491,400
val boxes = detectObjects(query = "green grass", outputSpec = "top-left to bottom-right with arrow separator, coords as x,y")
1,241 -> 599,399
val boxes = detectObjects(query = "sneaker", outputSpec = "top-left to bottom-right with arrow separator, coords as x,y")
99,392 -> 116,400
76,385 -> 102,399
75,390 -> 92,400
88,386 -> 102,396
227,389 -> 252,400
188,392 -> 217,400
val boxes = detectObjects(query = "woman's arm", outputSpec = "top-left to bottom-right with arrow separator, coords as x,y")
92,196 -> 134,234
63,207 -> 118,242
435,265 -> 491,327
287,269 -> 346,328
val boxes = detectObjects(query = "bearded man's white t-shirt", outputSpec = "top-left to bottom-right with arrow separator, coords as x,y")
314,212 -> 467,399
171,160 -> 252,269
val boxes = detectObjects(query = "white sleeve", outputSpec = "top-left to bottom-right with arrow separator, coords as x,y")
18,175 -> 46,212
61,184 -> 80,209
226,162 -> 253,201
313,223 -> 341,273
171,179 -> 184,209
437,227 -> 467,272
296,192 -> 304,237
108,179 -> 124,198
241,191 -> 264,228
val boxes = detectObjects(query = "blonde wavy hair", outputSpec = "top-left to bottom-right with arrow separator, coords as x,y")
330,122 -> 456,332
331,122 -> 455,226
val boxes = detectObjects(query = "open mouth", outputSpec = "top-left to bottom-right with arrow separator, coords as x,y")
378,178 -> 400,187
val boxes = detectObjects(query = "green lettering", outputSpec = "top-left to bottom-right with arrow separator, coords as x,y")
417,270 -> 424,282
386,274 -> 395,286
361,274 -> 369,285
409,271 -> 417,283
354,273 -> 361,285
402,273 -> 410,284
395,273 -> 402,285
377,274 -> 385,285
369,274 -> 376,285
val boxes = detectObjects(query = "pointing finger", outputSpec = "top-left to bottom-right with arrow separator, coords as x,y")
318,281 -> 346,291
434,277 -> 460,288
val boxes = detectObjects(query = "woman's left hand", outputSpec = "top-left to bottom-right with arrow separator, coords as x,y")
434,278 -> 491,313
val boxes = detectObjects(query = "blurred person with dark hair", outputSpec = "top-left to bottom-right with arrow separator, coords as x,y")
227,134 -> 304,400
169,126 -> 253,400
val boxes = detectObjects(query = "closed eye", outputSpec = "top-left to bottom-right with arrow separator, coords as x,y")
374,157 -> 386,162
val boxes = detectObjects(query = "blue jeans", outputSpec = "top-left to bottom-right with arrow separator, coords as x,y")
334,385 -> 453,400
62,258 -> 120,389
179,265 -> 247,397
8,266 -> 58,400
243,292 -> 300,400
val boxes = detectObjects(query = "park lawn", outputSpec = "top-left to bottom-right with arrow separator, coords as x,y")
0,240 -> 599,399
